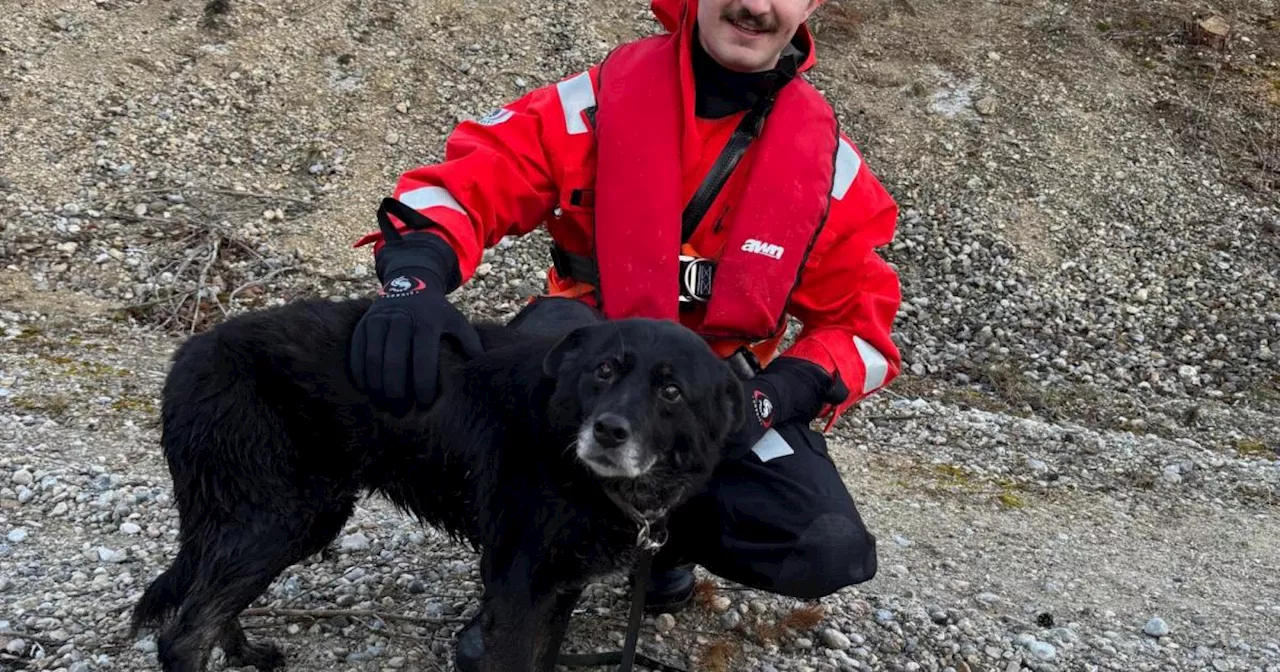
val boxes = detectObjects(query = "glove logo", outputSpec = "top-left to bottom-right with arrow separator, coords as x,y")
379,275 -> 427,298
752,389 -> 774,429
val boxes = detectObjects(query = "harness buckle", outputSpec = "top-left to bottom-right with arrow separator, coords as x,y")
678,255 -> 715,304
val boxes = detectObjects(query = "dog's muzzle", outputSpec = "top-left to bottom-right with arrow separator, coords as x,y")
576,414 -> 655,479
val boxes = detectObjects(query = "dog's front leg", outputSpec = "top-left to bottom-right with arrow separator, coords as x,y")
533,587 -> 582,672
475,552 -> 557,672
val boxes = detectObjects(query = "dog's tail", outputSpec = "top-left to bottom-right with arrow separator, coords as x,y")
130,543 -> 200,636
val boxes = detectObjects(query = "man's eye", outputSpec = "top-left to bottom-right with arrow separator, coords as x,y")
596,361 -> 615,380
660,384 -> 683,402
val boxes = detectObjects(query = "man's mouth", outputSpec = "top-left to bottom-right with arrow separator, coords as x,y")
726,15 -> 772,36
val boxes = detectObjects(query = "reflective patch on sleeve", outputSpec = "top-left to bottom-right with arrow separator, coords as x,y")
477,108 -> 514,126
555,72 -> 596,136
751,428 -> 795,463
398,186 -> 466,215
854,335 -> 889,394
831,137 -> 862,200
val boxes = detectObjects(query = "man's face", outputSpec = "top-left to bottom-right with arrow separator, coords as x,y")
696,0 -> 820,73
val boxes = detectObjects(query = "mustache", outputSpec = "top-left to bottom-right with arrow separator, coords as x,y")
722,6 -> 777,32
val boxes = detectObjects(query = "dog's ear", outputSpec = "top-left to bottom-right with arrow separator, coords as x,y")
542,325 -> 594,377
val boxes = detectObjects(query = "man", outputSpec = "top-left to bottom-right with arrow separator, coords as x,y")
350,0 -> 902,663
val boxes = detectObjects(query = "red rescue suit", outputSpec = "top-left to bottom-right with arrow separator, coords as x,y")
356,0 -> 903,429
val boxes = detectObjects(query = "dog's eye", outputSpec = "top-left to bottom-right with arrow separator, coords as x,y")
595,361 -> 616,381
659,384 -> 683,403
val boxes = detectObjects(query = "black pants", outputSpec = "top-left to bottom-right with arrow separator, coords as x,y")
508,297 -> 878,599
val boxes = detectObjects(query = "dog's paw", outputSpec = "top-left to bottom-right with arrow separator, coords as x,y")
226,640 -> 285,670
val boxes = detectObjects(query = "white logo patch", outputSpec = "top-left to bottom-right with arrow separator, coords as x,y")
477,108 -> 514,126
741,238 -> 784,260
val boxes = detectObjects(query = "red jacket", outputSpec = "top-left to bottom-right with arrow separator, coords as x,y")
357,0 -> 902,430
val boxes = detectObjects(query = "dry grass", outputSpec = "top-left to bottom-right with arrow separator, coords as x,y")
1092,0 -> 1280,192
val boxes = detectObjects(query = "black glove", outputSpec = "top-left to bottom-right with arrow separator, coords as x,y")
349,198 -> 483,413
725,356 -> 849,460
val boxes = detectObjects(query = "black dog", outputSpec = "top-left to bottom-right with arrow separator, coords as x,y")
129,297 -> 745,672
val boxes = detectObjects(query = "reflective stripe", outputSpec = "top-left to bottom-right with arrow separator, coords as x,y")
398,186 -> 466,215
556,72 -> 596,136
831,137 -> 862,200
750,428 -> 794,463
854,335 -> 889,394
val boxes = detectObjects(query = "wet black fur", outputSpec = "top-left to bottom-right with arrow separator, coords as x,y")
129,297 -> 745,672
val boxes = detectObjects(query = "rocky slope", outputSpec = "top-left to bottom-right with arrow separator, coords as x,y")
2,0 -> 1277,671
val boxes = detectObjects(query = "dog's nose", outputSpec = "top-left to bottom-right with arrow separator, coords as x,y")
592,413 -> 631,448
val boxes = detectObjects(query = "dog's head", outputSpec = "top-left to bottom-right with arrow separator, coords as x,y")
542,319 -> 745,490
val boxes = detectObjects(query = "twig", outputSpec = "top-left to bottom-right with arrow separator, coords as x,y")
227,265 -> 301,304
241,607 -> 469,625
112,288 -> 198,312
139,186 -> 313,205
190,236 -> 220,334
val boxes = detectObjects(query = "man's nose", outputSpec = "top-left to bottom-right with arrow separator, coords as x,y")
592,413 -> 632,449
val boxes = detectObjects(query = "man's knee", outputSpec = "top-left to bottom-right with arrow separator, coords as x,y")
771,511 -> 879,600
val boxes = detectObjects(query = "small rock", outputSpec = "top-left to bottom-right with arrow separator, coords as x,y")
1024,640 -> 1054,660
395,102 -> 409,114
134,203 -> 148,217
974,98 -> 998,116
384,131 -> 400,145
975,592 -> 1001,607
4,638 -> 27,655
339,533 -> 370,551
133,637 -> 157,653
0,577 -> 12,592
12,469 -> 33,486
97,547 -> 128,563
120,522 -> 142,535
7,528 -> 27,543
720,610 -> 741,630
654,613 -> 675,633
875,609 -> 895,624
1144,617 -> 1170,637
821,628 -> 852,650
710,596 -> 731,613
892,534 -> 913,548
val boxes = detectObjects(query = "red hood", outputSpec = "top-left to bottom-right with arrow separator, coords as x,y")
651,0 -> 820,73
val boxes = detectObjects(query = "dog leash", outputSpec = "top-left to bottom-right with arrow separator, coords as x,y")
557,493 -> 689,672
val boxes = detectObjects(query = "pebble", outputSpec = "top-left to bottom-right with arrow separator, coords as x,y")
12,469 -> 33,486
710,595 -> 731,612
384,131 -> 400,145
1029,641 -> 1057,660
821,628 -> 852,650
98,547 -> 128,563
7,528 -> 27,543
1143,617 -> 1170,637
654,613 -> 675,633
120,522 -> 142,535
339,532 -> 370,551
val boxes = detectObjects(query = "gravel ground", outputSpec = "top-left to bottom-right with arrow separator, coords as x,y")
2,0 -> 1278,671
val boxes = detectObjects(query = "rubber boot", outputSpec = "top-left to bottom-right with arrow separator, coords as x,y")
632,563 -> 696,615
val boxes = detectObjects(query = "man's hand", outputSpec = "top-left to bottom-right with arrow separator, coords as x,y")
725,356 -> 849,460
350,210 -> 483,413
